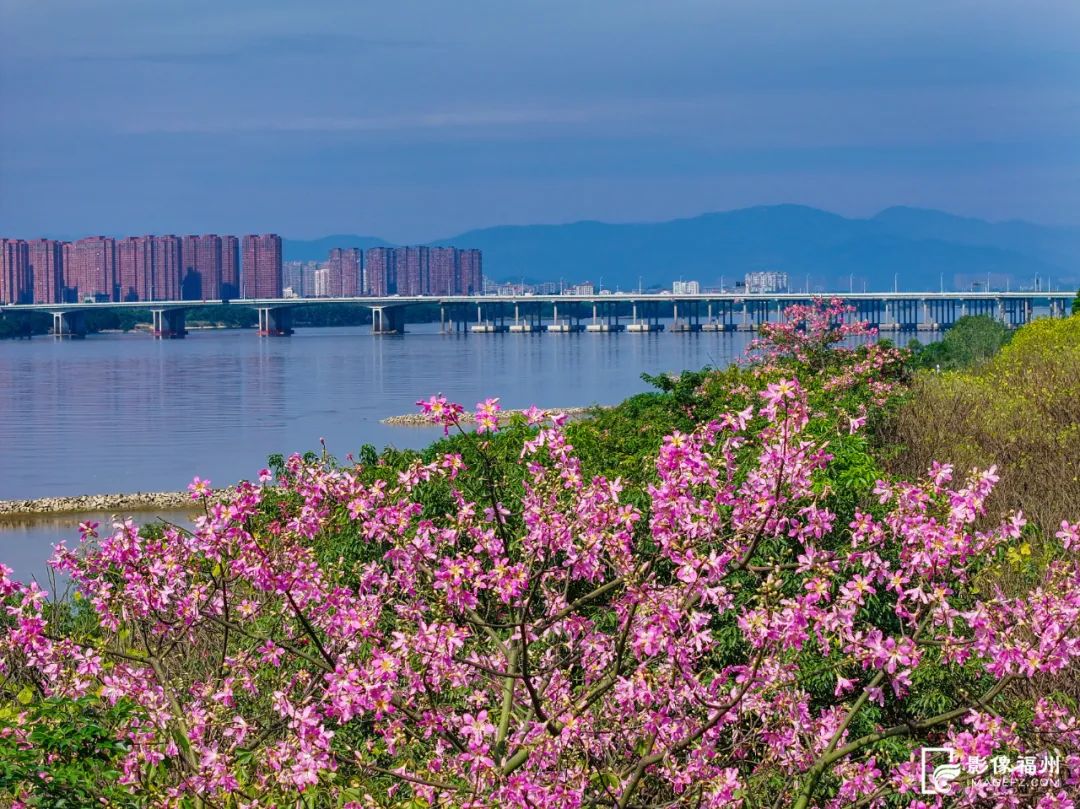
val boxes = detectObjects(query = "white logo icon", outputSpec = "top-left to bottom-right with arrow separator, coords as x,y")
921,747 -> 961,795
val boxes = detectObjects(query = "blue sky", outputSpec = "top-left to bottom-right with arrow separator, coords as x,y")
1,0 -> 1078,241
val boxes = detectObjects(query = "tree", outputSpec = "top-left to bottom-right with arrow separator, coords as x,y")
909,315 -> 1010,371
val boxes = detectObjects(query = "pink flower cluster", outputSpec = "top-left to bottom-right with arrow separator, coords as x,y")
748,297 -> 880,367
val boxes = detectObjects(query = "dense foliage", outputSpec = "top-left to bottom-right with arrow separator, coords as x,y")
907,316 -> 1011,372
883,315 -> 1080,534
2,300 -> 1078,808
0,312 -> 50,339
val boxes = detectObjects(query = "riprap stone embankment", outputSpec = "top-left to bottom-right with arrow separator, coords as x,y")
0,491 -> 200,518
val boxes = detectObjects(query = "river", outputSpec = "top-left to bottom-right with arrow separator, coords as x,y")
0,323 -> 931,579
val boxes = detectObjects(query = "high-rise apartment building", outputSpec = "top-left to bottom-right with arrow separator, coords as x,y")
182,235 -> 199,299
283,261 -> 305,298
429,247 -> 459,296
179,234 -> 223,300
744,271 -> 788,294
458,248 -> 482,295
241,234 -> 283,298
28,239 -> 63,304
314,267 -> 330,298
61,242 -> 76,301
394,246 -> 429,296
221,236 -> 240,299
672,280 -> 701,295
69,236 -> 117,301
326,248 -> 361,297
116,236 -> 154,301
116,237 -> 138,301
365,247 -> 396,296
1,239 -> 31,304
152,236 -> 182,300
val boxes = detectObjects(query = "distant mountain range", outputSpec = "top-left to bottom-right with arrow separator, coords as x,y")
284,205 -> 1080,292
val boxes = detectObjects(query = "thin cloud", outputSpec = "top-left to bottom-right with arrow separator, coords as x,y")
117,102 -> 674,135
68,32 -> 442,65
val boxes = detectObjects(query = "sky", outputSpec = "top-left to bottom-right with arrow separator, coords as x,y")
1,0 -> 1078,242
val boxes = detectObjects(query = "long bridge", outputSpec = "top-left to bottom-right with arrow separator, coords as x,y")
0,291 -> 1073,338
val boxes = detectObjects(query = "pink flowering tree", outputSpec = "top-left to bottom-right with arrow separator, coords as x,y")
2,313 -> 1078,807
747,297 -> 878,370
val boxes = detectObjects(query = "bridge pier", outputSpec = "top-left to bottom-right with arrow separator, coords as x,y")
752,298 -> 773,329
931,299 -> 958,329
371,306 -> 403,335
51,310 -> 87,339
1001,297 -> 1029,328
510,301 -> 546,332
587,300 -> 625,332
855,299 -> 883,330
151,308 -> 187,339
671,300 -> 702,332
627,300 -> 663,332
471,301 -> 508,333
894,300 -> 918,331
439,303 -> 469,334
257,307 -> 293,336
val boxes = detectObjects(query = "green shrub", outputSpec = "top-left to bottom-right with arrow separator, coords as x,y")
883,315 -> 1080,533
908,315 -> 1011,371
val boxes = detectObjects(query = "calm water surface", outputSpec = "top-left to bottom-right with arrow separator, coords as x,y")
1,324 -> 761,577
0,324 -> 936,579
1,324 -> 761,500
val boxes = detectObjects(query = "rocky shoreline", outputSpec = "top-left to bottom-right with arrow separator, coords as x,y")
0,490 -> 202,519
382,406 -> 601,427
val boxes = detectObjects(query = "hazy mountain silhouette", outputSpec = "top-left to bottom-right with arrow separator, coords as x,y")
285,206 -> 1080,291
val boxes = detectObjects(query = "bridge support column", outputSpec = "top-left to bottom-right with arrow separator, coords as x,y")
441,303 -> 467,334
151,308 -> 187,339
51,310 -> 87,339
371,306 -> 402,335
257,307 -> 293,336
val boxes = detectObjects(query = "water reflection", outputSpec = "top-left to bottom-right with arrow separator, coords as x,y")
1,510 -> 198,583
1,324 -> 938,578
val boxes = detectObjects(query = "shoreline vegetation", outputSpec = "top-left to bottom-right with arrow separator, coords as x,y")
382,405 -> 602,426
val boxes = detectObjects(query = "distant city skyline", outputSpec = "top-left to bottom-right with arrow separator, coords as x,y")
2,1 -> 1078,242
5,198 -> 1078,302
0,232 -> 483,305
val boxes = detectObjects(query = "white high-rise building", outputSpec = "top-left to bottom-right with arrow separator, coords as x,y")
744,271 -> 789,294
672,280 -> 701,295
314,267 -> 330,297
